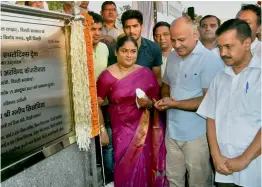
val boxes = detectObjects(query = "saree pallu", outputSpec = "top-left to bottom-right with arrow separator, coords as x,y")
97,67 -> 168,187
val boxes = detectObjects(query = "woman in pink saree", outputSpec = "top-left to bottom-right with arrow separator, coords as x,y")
97,36 -> 168,187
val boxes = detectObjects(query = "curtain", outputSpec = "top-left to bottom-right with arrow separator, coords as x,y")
132,1 -> 155,41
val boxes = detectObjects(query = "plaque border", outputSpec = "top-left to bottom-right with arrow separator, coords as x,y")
1,3 -> 77,181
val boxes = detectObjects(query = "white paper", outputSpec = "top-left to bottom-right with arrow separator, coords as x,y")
135,88 -> 148,108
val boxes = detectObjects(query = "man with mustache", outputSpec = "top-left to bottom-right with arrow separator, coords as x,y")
121,10 -> 163,85
88,11 -> 112,184
199,15 -> 221,57
197,19 -> 261,187
154,16 -> 224,187
88,11 -> 109,80
199,15 -> 221,50
153,21 -> 174,78
101,1 -> 122,42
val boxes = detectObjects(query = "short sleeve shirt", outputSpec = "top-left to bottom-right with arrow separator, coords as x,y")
136,38 -> 163,69
163,41 -> 224,141
197,56 -> 261,187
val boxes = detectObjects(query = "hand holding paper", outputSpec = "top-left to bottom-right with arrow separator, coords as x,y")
136,88 -> 151,109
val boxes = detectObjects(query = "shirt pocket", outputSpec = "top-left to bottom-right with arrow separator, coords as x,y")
238,86 -> 261,116
180,72 -> 200,91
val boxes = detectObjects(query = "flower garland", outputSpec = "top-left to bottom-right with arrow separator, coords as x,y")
81,12 -> 99,138
70,20 -> 92,151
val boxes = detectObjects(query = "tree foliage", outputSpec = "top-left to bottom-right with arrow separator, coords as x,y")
47,1 -> 64,12
117,5 -> 131,23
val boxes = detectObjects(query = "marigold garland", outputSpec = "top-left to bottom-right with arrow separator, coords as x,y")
81,12 -> 99,138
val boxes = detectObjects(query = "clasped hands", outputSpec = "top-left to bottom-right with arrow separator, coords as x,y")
136,96 -> 176,111
213,153 -> 251,175
154,97 -> 176,111
138,96 -> 251,175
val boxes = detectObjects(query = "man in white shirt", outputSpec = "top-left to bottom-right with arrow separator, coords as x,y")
88,11 -> 109,80
199,15 -> 221,50
237,4 -> 261,57
155,16 -> 224,187
80,1 -> 89,12
153,21 -> 174,78
88,11 -> 113,184
257,25 -> 261,41
197,19 -> 261,187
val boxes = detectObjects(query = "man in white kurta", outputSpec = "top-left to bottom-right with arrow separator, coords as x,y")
237,4 -> 261,58
197,19 -> 261,187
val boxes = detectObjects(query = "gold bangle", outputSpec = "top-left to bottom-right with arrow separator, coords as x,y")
100,125 -> 106,132
147,98 -> 154,110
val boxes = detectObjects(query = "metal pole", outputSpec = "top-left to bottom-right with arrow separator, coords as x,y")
153,1 -> 158,24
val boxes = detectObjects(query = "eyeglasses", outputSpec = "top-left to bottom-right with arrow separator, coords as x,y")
103,8 -> 117,12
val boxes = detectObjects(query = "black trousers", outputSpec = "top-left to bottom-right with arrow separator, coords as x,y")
217,183 -> 242,187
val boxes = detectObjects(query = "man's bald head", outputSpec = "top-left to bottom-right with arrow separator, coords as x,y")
170,16 -> 199,58
171,16 -> 196,34
171,16 -> 194,26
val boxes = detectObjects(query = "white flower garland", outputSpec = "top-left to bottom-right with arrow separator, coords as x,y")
70,20 -> 92,151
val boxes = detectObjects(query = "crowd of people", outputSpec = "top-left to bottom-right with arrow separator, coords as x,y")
93,3 -> 261,187
11,1 -> 261,187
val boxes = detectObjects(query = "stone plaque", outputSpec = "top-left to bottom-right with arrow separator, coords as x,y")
1,7 -> 74,170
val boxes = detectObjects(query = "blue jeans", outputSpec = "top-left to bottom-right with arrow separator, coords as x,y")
103,125 -> 113,170
102,108 -> 114,183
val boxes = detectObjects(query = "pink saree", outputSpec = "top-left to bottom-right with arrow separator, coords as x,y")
97,67 -> 168,187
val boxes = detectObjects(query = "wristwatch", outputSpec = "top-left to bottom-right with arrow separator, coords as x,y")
147,98 -> 155,110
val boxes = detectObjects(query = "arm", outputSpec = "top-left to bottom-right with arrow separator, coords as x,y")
97,97 -> 109,146
154,82 -> 170,110
161,82 -> 170,98
174,56 -> 223,112
173,55 -> 223,112
207,118 -> 232,175
153,43 -> 163,86
138,70 -> 160,110
96,73 -> 110,146
169,88 -> 208,111
207,117 -> 221,158
225,128 -> 261,172
242,128 -> 261,161
197,77 -> 232,175
152,66 -> 162,86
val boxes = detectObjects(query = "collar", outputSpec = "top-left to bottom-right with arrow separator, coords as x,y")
193,40 -> 204,54
200,40 -> 217,50
93,42 -> 102,53
162,48 -> 174,58
251,38 -> 259,51
103,23 -> 118,29
224,55 -> 261,76
80,7 -> 89,12
248,55 -> 261,69
188,40 -> 204,55
211,43 -> 218,50
140,37 -> 148,48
